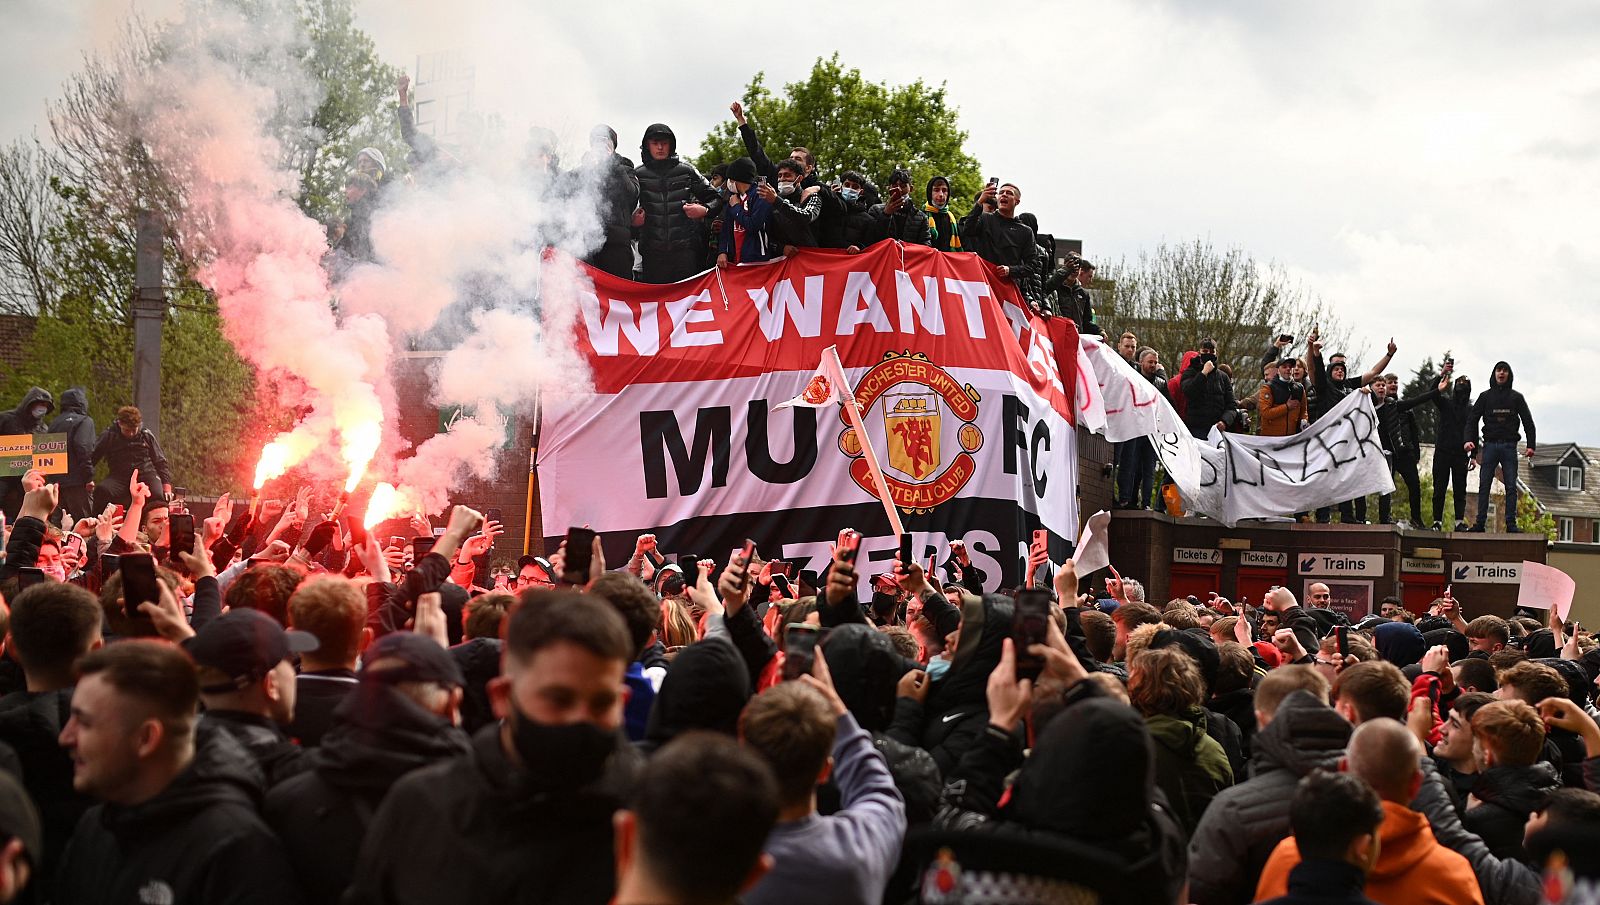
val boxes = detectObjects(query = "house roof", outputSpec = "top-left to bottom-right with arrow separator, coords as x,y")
1418,442 -> 1600,518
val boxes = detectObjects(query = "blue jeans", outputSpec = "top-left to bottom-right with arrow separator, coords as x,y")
1475,441 -> 1519,531
1119,440 -> 1158,508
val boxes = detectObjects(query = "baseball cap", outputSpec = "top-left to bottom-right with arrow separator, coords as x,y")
516,555 -> 552,573
360,633 -> 465,688
183,609 -> 319,693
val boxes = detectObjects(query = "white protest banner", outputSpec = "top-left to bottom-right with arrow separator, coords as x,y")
1079,337 -> 1395,526
1070,509 -> 1111,575
1517,560 -> 1576,620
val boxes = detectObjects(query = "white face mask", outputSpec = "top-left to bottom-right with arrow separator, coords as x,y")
30,406 -> 47,418
778,181 -> 796,196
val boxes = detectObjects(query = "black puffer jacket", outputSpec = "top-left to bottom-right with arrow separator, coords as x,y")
887,594 -> 1013,779
55,725 -> 306,905
198,710 -> 308,788
1463,762 -> 1560,861
91,423 -> 173,489
1375,387 -> 1437,459
1433,378 -> 1474,461
1187,691 -> 1351,905
1181,355 -> 1236,437
47,388 -> 96,486
821,624 -> 940,824
345,723 -> 641,905
264,684 -> 471,905
0,388 -> 52,436
634,124 -> 722,280
449,637 -> 502,735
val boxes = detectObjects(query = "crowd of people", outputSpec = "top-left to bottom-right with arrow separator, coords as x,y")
0,455 -> 1587,904
1105,328 -> 1537,535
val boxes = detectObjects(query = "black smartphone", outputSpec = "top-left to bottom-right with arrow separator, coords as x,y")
1278,333 -> 1294,344
411,536 -> 437,560
678,555 -> 699,586
484,508 -> 501,526
388,535 -> 407,550
1336,625 -> 1348,658
772,573 -> 793,598
302,521 -> 336,557
739,539 -> 756,590
898,533 -> 914,568
120,553 -> 161,614
563,526 -> 596,584
100,553 -> 122,576
770,560 -> 793,579
782,624 -> 821,681
15,568 -> 46,591
1013,589 -> 1052,680
167,513 -> 195,566
987,176 -> 999,187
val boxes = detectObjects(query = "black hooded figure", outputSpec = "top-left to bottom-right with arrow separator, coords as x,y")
633,124 -> 724,283
637,636 -> 749,756
919,687 -> 1188,905
1467,361 -> 1536,532
886,594 -> 1013,778
47,387 -> 96,520
0,387 -> 53,519
1431,374 -> 1474,528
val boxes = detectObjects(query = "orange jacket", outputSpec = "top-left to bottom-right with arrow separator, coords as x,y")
1254,801 -> 1484,905
1256,382 -> 1302,436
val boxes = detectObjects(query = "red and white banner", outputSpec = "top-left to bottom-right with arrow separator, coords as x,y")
536,244 -> 1082,590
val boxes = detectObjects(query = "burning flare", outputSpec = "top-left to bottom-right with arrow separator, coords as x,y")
364,482 -> 403,531
254,440 -> 293,490
340,421 -> 382,493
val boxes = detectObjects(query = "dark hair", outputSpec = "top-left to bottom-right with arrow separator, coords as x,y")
789,147 -> 814,169
98,565 -> 182,638
1542,788 -> 1600,827
775,158 -> 805,178
839,170 -> 866,188
506,589 -> 631,666
740,682 -> 835,808
1079,610 -> 1116,663
1214,642 -> 1255,696
1498,661 -> 1568,705
1199,338 -> 1218,352
463,592 -> 513,642
76,639 -> 199,737
1472,699 -> 1546,767
1453,658 -> 1498,693
588,573 -> 659,660
1451,690 -> 1496,722
1129,647 -> 1205,717
10,582 -> 103,682
1466,615 -> 1510,646
632,732 -> 778,902
1289,771 -> 1384,861
1332,660 -> 1409,722
1111,601 -> 1162,631
116,406 -> 142,427
224,565 -> 305,627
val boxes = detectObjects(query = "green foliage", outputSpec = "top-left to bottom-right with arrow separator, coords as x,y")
1518,492 -> 1557,541
292,0 -> 407,224
694,55 -> 983,209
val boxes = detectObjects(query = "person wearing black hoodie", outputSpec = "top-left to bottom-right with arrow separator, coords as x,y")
1432,370 -> 1474,530
0,388 -> 52,520
1466,361 -> 1536,532
90,406 -> 172,512
346,592 -> 641,905
637,635 -> 750,756
634,124 -> 724,283
886,593 -> 1012,779
264,633 -> 471,905
55,640 -> 306,904
1373,373 -> 1446,525
45,388 -> 94,521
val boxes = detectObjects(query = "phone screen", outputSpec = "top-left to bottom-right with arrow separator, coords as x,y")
120,553 -> 161,613
782,624 -> 821,681
411,536 -> 437,560
772,573 -> 793,598
16,568 -> 46,591
563,527 -> 597,583
898,534 -> 914,567
484,508 -> 502,526
770,560 -> 793,579
167,513 -> 195,566
1012,589 -> 1051,680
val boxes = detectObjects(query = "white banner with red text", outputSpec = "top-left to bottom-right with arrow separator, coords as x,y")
536,244 -> 1082,591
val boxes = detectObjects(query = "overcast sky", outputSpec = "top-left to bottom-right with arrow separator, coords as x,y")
7,0 -> 1599,444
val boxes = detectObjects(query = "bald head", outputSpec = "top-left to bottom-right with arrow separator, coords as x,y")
1345,717 -> 1422,803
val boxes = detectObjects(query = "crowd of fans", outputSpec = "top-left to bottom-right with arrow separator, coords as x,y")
0,454 -> 1585,903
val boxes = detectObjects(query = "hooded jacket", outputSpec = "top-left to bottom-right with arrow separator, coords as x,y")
1433,377 -> 1474,460
344,721 -> 640,905
633,124 -> 723,270
450,637 -> 502,735
820,625 -> 940,824
264,684 -> 471,905
1310,353 -> 1362,422
54,726 -> 306,905
1181,353 -> 1236,436
1375,385 -> 1438,459
639,636 -> 750,755
924,176 -> 962,252
1187,691 -> 1352,905
887,594 -> 1012,778
0,388 -> 52,437
1255,800 -> 1484,905
1463,761 -> 1560,861
199,710 -> 308,788
935,684 -> 1189,905
1374,621 -> 1427,668
47,388 -> 96,486
1145,706 -> 1233,835
1467,361 -> 1535,448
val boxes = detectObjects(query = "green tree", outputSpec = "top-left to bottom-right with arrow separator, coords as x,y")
695,55 -> 982,207
1518,493 -> 1557,541
1098,238 -> 1356,380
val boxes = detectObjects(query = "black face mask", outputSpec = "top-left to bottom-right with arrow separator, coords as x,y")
507,701 -> 618,792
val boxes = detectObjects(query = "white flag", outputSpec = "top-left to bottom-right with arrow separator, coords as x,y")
775,351 -> 849,410
1071,509 -> 1112,575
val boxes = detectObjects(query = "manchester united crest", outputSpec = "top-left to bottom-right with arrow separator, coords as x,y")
837,351 -> 983,513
